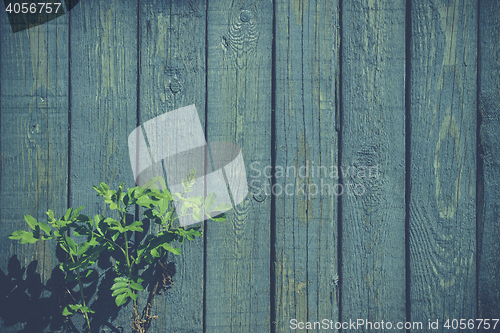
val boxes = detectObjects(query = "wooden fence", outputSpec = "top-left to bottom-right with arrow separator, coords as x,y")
1,0 -> 499,332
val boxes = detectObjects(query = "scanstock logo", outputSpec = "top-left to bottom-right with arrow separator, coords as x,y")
3,0 -> 80,33
128,105 -> 248,226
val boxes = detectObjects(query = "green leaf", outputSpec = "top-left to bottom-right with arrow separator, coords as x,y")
68,304 -> 81,311
62,307 -> 73,316
8,230 -> 25,240
88,237 -> 99,247
164,211 -> 173,223
161,243 -> 181,255
9,230 -> 38,244
112,288 -> 129,297
129,292 -> 138,301
80,306 -> 95,314
212,203 -> 233,212
111,278 -> 128,290
24,215 -> 38,230
126,221 -> 143,232
187,168 -> 196,182
111,232 -> 120,242
64,208 -> 72,221
21,231 -> 38,244
38,222 -> 51,235
177,227 -> 202,241
76,241 -> 91,256
117,182 -> 124,195
94,215 -> 105,234
65,236 -> 77,255
59,241 -> 69,254
115,293 -> 128,306
204,192 -> 216,211
130,282 -> 144,291
158,197 -> 170,215
46,209 -> 55,220
84,269 -> 97,279
141,176 -> 167,190
72,206 -> 85,219
137,196 -> 154,208
109,224 -> 126,233
104,218 -> 120,226
151,247 -> 161,258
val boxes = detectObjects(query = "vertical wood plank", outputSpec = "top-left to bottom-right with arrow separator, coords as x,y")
138,0 -> 207,331
0,9 -> 69,332
341,0 -> 406,327
205,0 -> 273,331
274,0 -> 340,331
409,0 -> 477,326
478,0 -> 500,325
69,0 -> 138,330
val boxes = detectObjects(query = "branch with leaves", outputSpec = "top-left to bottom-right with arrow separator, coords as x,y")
9,170 -> 230,333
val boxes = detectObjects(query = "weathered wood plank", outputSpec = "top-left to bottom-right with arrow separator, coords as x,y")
273,0 -> 340,331
0,10 -> 69,332
205,0 -> 273,331
138,0 -> 207,331
69,0 -> 138,330
409,0 -> 477,326
478,0 -> 500,326
340,0 -> 406,328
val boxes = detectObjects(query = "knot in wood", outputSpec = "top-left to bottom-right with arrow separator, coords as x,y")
240,10 -> 251,22
169,80 -> 182,94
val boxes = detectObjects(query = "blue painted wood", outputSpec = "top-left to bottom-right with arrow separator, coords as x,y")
68,0 -> 138,331
138,0 -> 207,331
0,1 -> 498,332
410,0 -> 477,325
273,0 -> 340,331
205,0 -> 273,331
0,7 -> 69,332
341,0 -> 407,327
478,0 -> 500,328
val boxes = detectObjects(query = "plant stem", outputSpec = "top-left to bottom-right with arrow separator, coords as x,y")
119,204 -> 140,333
121,214 -> 132,275
69,254 -> 91,333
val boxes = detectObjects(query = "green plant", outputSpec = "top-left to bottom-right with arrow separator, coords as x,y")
9,170 -> 230,333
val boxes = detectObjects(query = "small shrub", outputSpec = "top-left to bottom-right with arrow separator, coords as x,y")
9,171 -> 230,333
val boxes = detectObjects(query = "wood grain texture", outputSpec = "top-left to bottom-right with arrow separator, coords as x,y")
341,0 -> 406,328
138,0 -> 207,331
478,0 -> 500,327
69,0 -> 138,330
0,9 -> 69,332
205,0 -> 272,331
409,0 -> 477,326
273,0 -> 340,331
